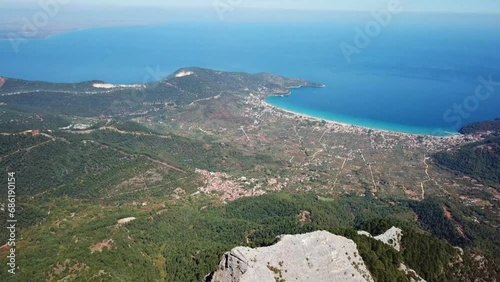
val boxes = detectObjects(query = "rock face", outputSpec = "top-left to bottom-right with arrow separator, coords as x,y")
358,226 -> 403,251
399,263 -> 427,282
358,227 -> 426,282
117,217 -> 136,224
209,231 -> 373,282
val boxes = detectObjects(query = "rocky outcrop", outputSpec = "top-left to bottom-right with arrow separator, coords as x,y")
358,227 -> 426,282
399,263 -> 426,282
209,231 -> 373,282
358,226 -> 403,251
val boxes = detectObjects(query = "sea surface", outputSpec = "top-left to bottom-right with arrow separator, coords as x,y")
1,14 -> 500,135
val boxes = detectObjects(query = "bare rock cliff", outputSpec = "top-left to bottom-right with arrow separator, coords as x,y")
208,231 -> 374,282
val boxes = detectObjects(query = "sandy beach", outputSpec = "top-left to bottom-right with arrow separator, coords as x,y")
261,100 -> 461,139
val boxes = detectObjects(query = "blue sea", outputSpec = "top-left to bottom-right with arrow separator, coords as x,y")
1,14 -> 500,135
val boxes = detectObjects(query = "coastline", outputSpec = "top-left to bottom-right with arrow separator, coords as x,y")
262,98 -> 459,138
0,21 -> 166,41
0,27 -> 100,41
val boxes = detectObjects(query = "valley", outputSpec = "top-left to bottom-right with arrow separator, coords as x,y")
0,68 -> 498,281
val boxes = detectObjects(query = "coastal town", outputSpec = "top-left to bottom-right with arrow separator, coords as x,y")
243,93 -> 479,151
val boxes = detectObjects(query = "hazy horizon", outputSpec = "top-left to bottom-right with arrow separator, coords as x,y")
4,0 -> 500,14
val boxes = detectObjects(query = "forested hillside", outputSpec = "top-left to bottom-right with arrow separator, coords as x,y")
0,67 -> 321,117
433,136 -> 500,186
459,118 -> 500,134
0,70 -> 498,281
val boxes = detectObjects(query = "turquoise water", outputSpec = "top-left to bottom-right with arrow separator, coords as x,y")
1,16 -> 499,135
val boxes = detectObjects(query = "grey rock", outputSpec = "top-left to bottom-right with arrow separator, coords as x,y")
209,231 -> 374,282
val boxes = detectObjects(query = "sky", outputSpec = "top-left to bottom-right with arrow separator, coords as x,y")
4,0 -> 500,14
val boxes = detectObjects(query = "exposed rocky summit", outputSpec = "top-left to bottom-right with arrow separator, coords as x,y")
208,231 -> 373,282
358,227 -> 426,282
358,226 -> 403,251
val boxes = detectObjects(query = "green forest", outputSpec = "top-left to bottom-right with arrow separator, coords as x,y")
4,192 -> 495,282
433,136 -> 500,185
1,71 -> 499,281
459,118 -> 500,134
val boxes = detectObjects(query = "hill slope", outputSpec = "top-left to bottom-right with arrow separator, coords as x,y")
0,69 -> 498,281
0,68 -> 322,117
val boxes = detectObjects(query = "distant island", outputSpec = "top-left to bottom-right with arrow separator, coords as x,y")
0,7 -> 172,40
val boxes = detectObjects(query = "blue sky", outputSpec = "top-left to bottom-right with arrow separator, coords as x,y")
5,0 -> 500,14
